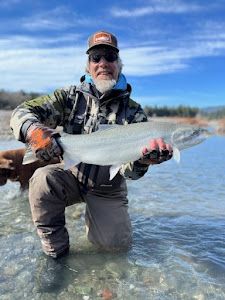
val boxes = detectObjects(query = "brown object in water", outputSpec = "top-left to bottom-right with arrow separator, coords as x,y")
0,148 -> 60,190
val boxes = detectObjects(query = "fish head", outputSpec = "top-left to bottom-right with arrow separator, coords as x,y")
171,126 -> 212,150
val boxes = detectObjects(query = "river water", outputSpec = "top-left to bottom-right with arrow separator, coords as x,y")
0,133 -> 225,299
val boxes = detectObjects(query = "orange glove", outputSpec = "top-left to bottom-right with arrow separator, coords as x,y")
26,123 -> 63,161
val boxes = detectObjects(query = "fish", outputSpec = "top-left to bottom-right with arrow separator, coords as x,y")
23,121 -> 212,180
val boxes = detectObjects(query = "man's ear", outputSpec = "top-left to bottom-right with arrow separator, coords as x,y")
0,159 -> 15,170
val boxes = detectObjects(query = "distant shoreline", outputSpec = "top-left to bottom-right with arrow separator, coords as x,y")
0,110 -> 13,138
150,116 -> 225,135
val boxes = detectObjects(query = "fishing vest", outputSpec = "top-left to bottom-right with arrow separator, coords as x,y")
63,84 -> 134,135
61,83 -> 139,190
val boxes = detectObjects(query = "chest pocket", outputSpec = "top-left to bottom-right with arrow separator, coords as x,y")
66,92 -> 100,134
99,102 -> 120,125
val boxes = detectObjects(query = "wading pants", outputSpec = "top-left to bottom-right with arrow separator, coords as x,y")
28,164 -> 132,258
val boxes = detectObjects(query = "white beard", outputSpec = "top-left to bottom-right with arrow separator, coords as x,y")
93,79 -> 116,94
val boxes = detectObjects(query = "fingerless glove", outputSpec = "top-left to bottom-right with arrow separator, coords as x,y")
26,123 -> 63,161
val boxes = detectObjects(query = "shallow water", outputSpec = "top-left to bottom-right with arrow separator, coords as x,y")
0,135 -> 225,300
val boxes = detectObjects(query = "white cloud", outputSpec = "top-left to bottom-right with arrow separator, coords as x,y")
0,53 -> 79,92
111,0 -> 204,17
121,46 -> 187,76
22,6 -> 94,31
194,21 -> 225,42
0,34 -> 81,50
120,35 -> 225,77
1,19 -> 225,93
118,20 -> 225,76
0,36 -> 87,92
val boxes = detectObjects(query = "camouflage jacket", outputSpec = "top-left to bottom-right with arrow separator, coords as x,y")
10,77 -> 150,189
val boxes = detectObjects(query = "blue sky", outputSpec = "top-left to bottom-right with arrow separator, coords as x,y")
0,0 -> 225,108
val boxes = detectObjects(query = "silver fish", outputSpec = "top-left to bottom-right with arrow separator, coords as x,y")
23,121 -> 212,180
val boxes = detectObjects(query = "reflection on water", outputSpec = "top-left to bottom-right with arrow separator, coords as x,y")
0,136 -> 225,299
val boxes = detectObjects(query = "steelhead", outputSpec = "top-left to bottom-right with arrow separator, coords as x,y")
23,121 -> 212,180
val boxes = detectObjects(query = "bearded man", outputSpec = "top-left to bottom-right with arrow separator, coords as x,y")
10,31 -> 172,258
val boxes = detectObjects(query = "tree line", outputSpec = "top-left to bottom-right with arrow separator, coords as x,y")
144,105 -> 199,117
0,89 -> 224,119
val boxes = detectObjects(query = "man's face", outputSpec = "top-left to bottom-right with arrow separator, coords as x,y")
88,47 -> 120,81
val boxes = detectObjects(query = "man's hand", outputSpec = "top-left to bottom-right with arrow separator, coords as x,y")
139,138 -> 173,165
26,123 -> 63,161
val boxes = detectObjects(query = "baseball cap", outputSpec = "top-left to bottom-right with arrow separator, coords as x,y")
86,31 -> 119,54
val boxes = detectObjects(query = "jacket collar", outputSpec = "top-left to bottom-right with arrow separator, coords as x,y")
77,74 -> 131,105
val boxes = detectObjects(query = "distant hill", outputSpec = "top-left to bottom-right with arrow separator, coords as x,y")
144,105 -> 199,118
144,104 -> 225,119
199,105 -> 225,119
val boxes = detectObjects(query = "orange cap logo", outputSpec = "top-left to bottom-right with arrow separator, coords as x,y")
94,32 -> 112,44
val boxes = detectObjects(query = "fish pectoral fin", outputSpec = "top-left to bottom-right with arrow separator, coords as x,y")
109,165 -> 121,181
22,145 -> 38,165
173,147 -> 180,163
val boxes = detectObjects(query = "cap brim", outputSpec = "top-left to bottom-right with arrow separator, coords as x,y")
86,44 -> 119,54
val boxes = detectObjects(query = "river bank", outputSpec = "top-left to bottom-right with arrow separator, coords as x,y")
151,116 -> 225,135
0,110 -> 13,139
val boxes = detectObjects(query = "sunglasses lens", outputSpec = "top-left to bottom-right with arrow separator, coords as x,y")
105,53 -> 118,62
90,54 -> 101,63
89,53 -> 118,63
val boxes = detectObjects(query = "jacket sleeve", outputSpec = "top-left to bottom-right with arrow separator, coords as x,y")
120,101 -> 150,180
10,87 -> 70,142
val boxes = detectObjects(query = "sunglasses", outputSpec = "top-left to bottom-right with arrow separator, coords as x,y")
89,53 -> 118,63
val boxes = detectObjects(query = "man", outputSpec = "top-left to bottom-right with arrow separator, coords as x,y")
10,30 -> 172,258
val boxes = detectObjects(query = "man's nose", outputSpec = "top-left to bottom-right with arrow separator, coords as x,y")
98,57 -> 108,64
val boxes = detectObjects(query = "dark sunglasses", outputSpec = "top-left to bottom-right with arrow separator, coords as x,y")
89,53 -> 118,63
